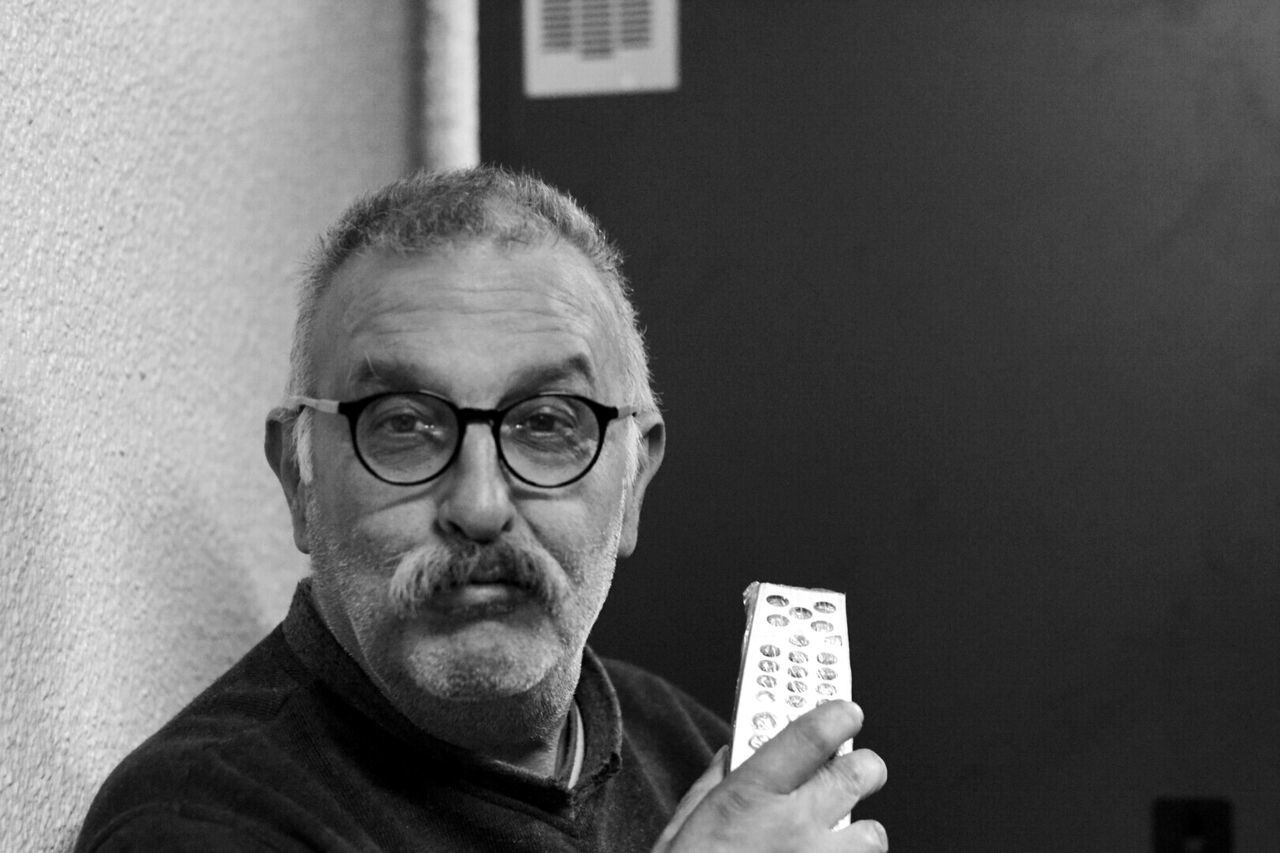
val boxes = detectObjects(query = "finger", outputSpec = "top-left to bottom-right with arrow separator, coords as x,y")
834,818 -> 890,851
804,748 -> 887,829
731,700 -> 864,794
652,746 -> 728,851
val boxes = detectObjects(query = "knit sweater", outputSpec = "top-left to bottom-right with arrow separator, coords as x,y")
75,581 -> 729,852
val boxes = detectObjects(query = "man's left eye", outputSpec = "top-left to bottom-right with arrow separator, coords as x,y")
520,411 -> 574,433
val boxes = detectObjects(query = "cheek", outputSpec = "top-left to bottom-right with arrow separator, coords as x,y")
311,427 -> 417,516
528,482 -> 630,567
310,465 -> 434,560
309,428 -> 364,507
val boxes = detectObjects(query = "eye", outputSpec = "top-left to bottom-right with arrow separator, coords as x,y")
503,397 -> 595,451
518,406 -> 578,435
373,412 -> 414,435
512,395 -> 581,427
380,412 -> 427,434
371,406 -> 441,436
359,395 -> 453,448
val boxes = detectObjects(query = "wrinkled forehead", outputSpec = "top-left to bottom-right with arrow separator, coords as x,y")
310,239 -> 630,400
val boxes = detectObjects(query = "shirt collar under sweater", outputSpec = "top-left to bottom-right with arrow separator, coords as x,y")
278,579 -> 624,813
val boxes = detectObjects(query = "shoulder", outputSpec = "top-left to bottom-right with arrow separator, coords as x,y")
586,655 -> 729,811
599,655 -> 731,751
125,626 -> 314,765
75,801 -> 301,853
599,656 -> 714,712
76,629 -> 339,852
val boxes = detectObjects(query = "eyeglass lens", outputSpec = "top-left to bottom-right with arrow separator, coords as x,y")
354,393 -> 603,486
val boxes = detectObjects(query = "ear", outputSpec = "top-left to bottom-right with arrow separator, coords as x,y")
265,408 -> 311,554
617,410 -> 665,558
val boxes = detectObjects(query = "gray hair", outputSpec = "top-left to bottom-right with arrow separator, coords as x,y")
284,165 -> 656,482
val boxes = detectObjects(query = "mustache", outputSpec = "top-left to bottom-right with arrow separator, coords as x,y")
387,539 -> 559,618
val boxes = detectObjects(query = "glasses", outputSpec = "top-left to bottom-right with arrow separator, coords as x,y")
290,391 -> 639,488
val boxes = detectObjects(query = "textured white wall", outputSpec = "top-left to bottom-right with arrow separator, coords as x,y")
1,3 -> 416,849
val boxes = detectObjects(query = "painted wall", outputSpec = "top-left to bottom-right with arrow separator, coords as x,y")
481,1 -> 1280,849
1,4 -> 414,849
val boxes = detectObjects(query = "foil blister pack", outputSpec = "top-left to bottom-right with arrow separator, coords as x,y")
728,581 -> 853,829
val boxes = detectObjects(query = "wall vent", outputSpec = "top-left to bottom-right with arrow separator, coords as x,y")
523,0 -> 679,98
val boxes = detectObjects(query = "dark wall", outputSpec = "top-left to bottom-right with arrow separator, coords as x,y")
481,2 -> 1280,849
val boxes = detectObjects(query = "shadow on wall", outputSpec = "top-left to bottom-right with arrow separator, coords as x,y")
1,383 -> 268,850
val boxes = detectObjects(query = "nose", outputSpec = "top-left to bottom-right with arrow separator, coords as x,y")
434,421 -> 516,542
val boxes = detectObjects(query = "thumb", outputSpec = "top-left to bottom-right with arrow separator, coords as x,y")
651,746 -> 728,852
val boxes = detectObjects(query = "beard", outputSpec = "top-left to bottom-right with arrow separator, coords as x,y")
303,484 -> 627,706
298,476 -> 632,758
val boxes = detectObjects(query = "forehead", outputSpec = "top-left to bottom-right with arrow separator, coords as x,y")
310,240 -> 624,402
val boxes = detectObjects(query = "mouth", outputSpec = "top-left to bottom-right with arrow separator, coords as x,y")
389,539 -> 555,622
422,580 -> 535,619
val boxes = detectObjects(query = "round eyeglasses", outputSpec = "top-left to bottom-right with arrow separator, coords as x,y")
290,391 -> 639,488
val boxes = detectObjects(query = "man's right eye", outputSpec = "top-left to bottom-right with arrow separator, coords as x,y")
363,400 -> 440,435
380,413 -> 427,434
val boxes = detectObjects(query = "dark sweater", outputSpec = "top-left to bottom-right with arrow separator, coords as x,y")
75,581 -> 729,852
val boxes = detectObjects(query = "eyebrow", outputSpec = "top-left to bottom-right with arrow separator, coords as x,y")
345,353 -> 598,400
508,354 -> 597,391
345,356 -> 429,394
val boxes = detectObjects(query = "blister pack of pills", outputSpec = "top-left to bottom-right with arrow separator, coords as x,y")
728,582 -> 853,828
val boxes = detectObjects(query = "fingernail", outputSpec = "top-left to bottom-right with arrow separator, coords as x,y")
868,819 -> 888,848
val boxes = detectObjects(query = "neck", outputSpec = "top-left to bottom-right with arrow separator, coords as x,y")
396,684 -> 577,777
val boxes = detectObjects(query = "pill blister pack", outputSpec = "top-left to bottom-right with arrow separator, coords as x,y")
728,582 -> 853,829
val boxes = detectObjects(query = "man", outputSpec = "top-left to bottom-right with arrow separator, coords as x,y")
76,167 -> 888,851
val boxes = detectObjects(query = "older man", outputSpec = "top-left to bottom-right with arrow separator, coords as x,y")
76,167 -> 888,851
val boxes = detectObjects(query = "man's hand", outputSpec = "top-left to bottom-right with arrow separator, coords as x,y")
652,701 -> 888,852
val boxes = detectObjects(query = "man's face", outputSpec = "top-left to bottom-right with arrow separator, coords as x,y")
285,240 -> 662,726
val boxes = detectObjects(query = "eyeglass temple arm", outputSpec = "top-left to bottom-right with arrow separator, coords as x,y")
287,395 -> 341,415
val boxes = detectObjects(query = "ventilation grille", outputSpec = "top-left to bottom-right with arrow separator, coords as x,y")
524,0 -> 679,98
540,0 -> 652,55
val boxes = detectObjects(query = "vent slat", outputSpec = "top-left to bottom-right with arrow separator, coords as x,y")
525,0 -> 677,98
541,0 -> 574,51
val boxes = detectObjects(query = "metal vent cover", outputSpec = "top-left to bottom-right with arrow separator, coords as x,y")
523,0 -> 679,98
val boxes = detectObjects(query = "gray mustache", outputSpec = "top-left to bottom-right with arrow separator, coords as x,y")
389,540 -> 555,616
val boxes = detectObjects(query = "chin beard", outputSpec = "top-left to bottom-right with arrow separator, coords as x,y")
393,638 -> 584,746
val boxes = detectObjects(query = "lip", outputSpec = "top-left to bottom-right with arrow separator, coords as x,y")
420,582 -> 533,619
